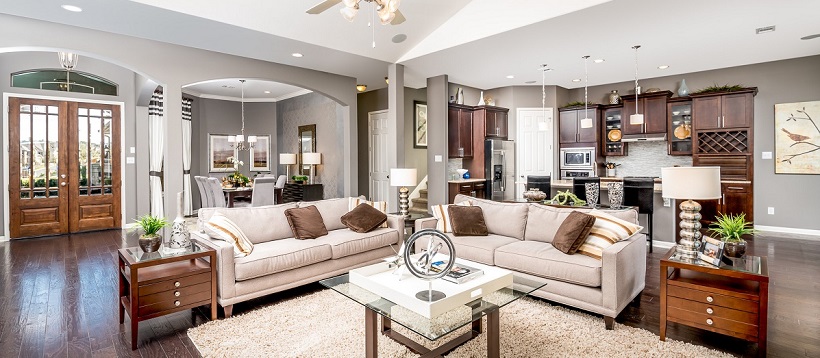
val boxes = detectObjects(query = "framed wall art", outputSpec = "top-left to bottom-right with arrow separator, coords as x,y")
414,100 -> 428,148
250,135 -> 271,172
775,100 -> 820,174
209,134 -> 237,172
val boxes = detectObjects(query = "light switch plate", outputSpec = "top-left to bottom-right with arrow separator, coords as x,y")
663,198 -> 671,207
434,155 -> 443,162
768,207 -> 775,215
130,147 -> 136,154
126,157 -> 135,164
762,151 -> 772,159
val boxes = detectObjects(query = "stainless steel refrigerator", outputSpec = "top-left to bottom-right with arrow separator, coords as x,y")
484,139 -> 516,201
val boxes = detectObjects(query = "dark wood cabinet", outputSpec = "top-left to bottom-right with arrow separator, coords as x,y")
692,90 -> 755,130
448,104 -> 473,158
282,183 -> 324,203
694,182 -> 754,227
602,106 -> 626,156
668,99 -> 693,155
447,180 -> 486,204
474,106 -> 509,139
621,91 -> 671,135
559,106 -> 599,144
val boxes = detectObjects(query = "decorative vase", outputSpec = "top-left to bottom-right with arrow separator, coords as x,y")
678,79 -> 689,97
723,240 -> 747,258
585,183 -> 599,208
523,188 -> 547,202
606,168 -> 616,177
456,88 -> 464,105
167,191 -> 192,253
139,234 -> 162,253
607,182 -> 624,209
463,172 -> 470,179
477,91 -> 485,106
608,90 -> 620,104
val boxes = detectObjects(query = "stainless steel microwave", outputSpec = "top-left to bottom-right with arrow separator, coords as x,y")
560,147 -> 595,168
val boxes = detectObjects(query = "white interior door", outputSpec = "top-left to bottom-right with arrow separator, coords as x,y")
368,110 -> 389,202
516,108 -> 554,199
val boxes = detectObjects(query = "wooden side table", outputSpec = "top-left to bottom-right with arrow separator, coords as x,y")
118,241 -> 217,349
660,247 -> 768,356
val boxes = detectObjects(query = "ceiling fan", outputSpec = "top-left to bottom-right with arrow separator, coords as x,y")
307,0 -> 406,25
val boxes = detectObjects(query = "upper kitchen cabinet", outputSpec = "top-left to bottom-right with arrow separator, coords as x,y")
668,98 -> 693,155
473,106 -> 509,139
448,104 -> 473,158
691,88 -> 757,130
621,91 -> 672,136
559,105 -> 600,144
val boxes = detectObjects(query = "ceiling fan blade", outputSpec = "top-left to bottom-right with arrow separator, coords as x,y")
306,0 -> 342,14
390,9 -> 406,25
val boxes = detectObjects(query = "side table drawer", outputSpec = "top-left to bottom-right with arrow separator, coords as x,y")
139,272 -> 211,296
667,297 -> 758,324
667,285 -> 758,313
138,290 -> 212,317
138,281 -> 211,306
668,306 -> 758,339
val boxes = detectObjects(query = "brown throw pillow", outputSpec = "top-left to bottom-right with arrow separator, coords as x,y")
341,203 -> 388,233
552,211 -> 596,254
284,205 -> 329,239
448,206 -> 489,236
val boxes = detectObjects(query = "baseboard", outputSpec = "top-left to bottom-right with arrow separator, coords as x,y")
123,223 -> 138,230
0,236 -> 6,242
755,225 -> 820,237
652,241 -> 675,250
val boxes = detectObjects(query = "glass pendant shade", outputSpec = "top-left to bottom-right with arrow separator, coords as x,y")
236,134 -> 244,142
630,114 -> 645,125
57,52 -> 78,70
340,6 -> 358,21
580,117 -> 594,129
342,0 -> 358,7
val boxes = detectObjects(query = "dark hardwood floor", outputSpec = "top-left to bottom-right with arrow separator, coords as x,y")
0,229 -> 817,357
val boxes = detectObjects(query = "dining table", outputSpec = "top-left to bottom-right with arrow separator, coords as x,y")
222,187 -> 253,208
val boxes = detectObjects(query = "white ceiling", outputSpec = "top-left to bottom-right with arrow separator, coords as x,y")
183,79 -> 310,102
2,0 -> 820,93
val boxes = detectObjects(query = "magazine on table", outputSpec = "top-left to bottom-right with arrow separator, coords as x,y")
698,236 -> 725,266
429,260 -> 484,284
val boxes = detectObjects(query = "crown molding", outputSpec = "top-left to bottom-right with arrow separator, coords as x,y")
181,89 -> 312,103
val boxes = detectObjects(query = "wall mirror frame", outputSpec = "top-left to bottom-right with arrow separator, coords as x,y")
298,124 -> 316,176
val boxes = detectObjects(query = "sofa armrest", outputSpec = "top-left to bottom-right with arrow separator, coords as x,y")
601,233 -> 647,314
193,231 -> 237,302
385,214 -> 405,232
414,217 -> 437,232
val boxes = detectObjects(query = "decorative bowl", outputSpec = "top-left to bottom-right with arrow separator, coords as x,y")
455,169 -> 468,178
683,109 -> 691,114
672,111 -> 680,115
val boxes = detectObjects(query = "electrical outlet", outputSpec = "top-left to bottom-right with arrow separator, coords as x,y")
130,146 -> 136,154
126,157 -> 135,164
768,207 -> 775,215
762,151 -> 772,159
663,198 -> 671,207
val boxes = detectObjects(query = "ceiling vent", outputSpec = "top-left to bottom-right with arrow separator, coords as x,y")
756,26 -> 776,35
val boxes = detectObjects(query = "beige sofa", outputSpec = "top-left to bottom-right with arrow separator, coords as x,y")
415,194 -> 646,329
193,197 -> 404,317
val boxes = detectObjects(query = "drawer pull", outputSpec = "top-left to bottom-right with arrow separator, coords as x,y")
706,307 -> 714,314
727,186 -> 744,190
706,318 -> 714,326
174,291 -> 181,297
174,281 -> 181,288
174,300 -> 181,307
706,296 -> 714,303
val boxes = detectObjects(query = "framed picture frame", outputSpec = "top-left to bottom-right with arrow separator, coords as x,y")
774,100 -> 820,174
413,100 -> 428,148
698,236 -> 725,266
209,134 -> 237,172
250,135 -> 271,172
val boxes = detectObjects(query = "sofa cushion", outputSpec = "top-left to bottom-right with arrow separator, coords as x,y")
495,241 -> 602,287
299,197 -> 357,231
203,213 -> 254,257
348,197 -> 388,228
577,210 -> 643,260
285,205 -> 329,239
233,239 -> 332,281
315,228 -> 400,259
551,211 -> 596,254
448,206 -> 488,236
456,195 -> 527,239
198,203 -> 298,244
414,233 -> 518,265
341,204 -> 387,233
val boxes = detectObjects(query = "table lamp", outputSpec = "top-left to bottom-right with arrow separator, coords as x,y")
661,166 -> 722,260
303,152 -> 322,184
279,153 -> 296,180
390,168 -> 417,217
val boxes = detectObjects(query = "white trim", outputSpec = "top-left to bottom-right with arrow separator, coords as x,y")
755,225 -> 820,237
183,89 -> 312,103
652,241 -> 675,250
273,89 -> 313,102
3,92 -> 126,239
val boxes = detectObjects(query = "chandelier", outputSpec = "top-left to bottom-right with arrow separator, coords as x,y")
229,80 -> 256,151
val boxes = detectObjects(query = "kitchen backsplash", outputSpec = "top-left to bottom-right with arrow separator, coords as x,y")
448,158 -> 464,180
604,141 -> 692,177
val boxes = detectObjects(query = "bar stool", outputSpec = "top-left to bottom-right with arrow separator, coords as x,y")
623,177 -> 655,252
526,175 -> 551,197
572,177 -> 600,203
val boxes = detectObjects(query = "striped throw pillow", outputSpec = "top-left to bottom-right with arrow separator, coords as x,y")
430,201 -> 474,233
204,213 -> 254,258
577,210 -> 643,259
349,198 -> 388,228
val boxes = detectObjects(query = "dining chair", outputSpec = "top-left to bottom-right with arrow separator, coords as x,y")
205,177 -> 227,208
526,175 -> 551,197
623,177 -> 656,252
274,175 -> 287,189
194,176 -> 210,208
251,177 -> 277,207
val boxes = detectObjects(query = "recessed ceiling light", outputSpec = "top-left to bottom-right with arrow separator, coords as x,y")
264,90 -> 271,94
572,79 -> 581,82
61,4 -> 82,12
291,53 -> 303,58
801,34 -> 820,40
524,80 -> 536,84
756,25 -> 775,34
658,65 -> 669,69
506,75 -> 515,79
594,59 -> 605,63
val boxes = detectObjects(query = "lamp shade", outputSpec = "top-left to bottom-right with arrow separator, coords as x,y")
629,113 -> 644,125
280,153 -> 296,165
303,152 -> 322,165
661,166 -> 721,200
580,117 -> 593,129
390,168 -> 417,187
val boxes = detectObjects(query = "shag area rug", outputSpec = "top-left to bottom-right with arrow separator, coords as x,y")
188,289 -> 732,357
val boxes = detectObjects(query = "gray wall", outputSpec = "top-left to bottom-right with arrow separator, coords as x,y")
566,55 -> 820,231
427,76 -> 449,206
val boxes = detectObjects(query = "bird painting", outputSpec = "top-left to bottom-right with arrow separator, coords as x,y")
781,128 -> 810,142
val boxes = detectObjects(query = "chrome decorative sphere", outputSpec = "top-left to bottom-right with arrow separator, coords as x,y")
403,229 -> 457,301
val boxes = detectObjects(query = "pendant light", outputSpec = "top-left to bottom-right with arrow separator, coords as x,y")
629,45 -> 644,125
538,64 -> 551,131
229,80 -> 257,151
580,55 -> 593,129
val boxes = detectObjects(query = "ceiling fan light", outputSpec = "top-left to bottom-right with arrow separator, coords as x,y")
387,0 -> 400,13
379,11 -> 395,25
342,0 -> 358,7
340,6 -> 358,21
377,5 -> 390,19
630,114 -> 644,125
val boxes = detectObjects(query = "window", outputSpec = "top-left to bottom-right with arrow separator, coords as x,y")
11,69 -> 118,96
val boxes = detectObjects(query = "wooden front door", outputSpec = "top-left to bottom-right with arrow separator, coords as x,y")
9,97 -> 121,239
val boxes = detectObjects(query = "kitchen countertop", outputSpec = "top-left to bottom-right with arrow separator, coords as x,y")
448,178 -> 487,184
551,177 -> 662,193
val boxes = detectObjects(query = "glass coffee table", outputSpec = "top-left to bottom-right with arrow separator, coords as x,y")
320,270 -> 547,358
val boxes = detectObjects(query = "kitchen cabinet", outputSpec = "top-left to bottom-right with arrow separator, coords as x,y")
668,99 -> 693,155
559,106 -> 599,144
692,89 -> 756,130
448,180 -> 486,204
694,182 -> 753,227
602,106 -> 626,156
448,104 -> 473,158
473,106 -> 509,139
621,91 -> 671,135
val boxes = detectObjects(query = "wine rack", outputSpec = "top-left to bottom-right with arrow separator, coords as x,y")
697,130 -> 749,154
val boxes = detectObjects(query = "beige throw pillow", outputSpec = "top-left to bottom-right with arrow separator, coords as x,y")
349,198 -> 388,228
430,201 -> 474,233
577,210 -> 643,259
204,212 -> 254,258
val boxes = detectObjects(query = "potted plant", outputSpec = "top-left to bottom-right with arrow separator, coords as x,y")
709,213 -> 754,258
291,175 -> 308,184
132,214 -> 169,253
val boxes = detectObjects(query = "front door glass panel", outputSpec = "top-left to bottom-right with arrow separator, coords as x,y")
19,103 -> 59,199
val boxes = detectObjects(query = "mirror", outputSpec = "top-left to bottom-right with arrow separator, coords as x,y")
298,124 -> 316,176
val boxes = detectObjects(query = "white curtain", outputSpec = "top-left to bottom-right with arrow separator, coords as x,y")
149,89 -> 164,218
182,97 -> 193,216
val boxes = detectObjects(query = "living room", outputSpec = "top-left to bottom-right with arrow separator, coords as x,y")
1,0 -> 819,357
